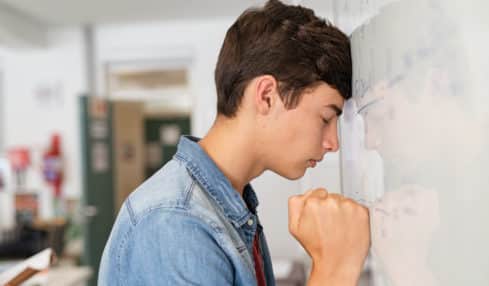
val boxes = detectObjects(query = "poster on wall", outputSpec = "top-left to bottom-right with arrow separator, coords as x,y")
89,97 -> 108,119
160,125 -> 181,145
90,120 -> 108,140
92,142 -> 109,173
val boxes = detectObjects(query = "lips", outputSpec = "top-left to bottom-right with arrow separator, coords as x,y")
308,160 -> 317,168
308,156 -> 324,168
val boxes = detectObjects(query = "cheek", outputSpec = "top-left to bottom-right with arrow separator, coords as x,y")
271,109 -> 323,158
292,124 -> 325,159
266,116 -> 304,159
275,112 -> 304,140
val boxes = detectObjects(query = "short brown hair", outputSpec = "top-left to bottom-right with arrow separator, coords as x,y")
214,0 -> 352,117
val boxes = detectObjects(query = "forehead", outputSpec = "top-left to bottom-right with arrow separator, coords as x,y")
302,82 -> 345,108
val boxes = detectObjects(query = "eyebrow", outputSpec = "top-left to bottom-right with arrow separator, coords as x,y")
325,104 -> 343,117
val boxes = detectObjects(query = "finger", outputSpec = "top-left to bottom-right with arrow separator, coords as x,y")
314,188 -> 329,197
308,188 -> 329,199
326,192 -> 343,202
289,188 -> 329,233
288,195 -> 305,234
303,189 -> 316,197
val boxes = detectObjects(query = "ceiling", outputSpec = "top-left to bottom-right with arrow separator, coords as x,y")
0,0 -> 335,26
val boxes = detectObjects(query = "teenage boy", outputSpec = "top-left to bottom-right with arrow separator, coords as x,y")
99,1 -> 370,285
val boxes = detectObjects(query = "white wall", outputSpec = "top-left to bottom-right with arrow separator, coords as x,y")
0,1 -> 47,48
2,28 -> 86,216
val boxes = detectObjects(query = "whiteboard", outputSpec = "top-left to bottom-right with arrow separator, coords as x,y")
340,0 -> 489,285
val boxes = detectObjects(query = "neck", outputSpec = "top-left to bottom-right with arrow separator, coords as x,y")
198,116 -> 265,195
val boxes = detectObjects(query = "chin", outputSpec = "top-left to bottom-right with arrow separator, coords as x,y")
287,174 -> 305,180
274,167 -> 306,180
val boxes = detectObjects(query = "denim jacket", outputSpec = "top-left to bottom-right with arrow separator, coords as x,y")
98,136 -> 275,285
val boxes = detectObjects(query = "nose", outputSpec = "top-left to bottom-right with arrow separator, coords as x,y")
322,121 -> 339,152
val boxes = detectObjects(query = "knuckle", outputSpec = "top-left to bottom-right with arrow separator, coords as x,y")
309,189 -> 327,199
328,193 -> 343,201
342,197 -> 355,207
324,198 -> 339,211
304,196 -> 321,209
355,205 -> 370,221
328,194 -> 342,204
304,189 -> 315,196
314,188 -> 328,195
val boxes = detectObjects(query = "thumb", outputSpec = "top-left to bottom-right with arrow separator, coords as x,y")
288,194 -> 305,236
288,188 -> 324,235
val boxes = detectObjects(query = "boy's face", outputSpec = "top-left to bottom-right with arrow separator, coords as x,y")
264,82 -> 344,179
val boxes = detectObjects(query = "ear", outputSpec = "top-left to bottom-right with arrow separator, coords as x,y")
254,75 -> 280,115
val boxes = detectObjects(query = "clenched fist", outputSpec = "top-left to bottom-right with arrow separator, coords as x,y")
288,188 -> 370,286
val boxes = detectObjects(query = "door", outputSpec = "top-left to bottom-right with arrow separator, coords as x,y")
79,95 -> 115,286
144,115 -> 191,178
112,100 -> 145,212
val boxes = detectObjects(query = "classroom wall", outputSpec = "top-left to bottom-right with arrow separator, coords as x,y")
1,28 -> 87,217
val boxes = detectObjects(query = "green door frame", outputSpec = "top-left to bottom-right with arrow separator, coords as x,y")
79,95 -> 115,286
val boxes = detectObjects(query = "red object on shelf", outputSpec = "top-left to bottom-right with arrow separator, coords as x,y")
42,134 -> 64,197
8,147 -> 31,171
8,147 -> 31,188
